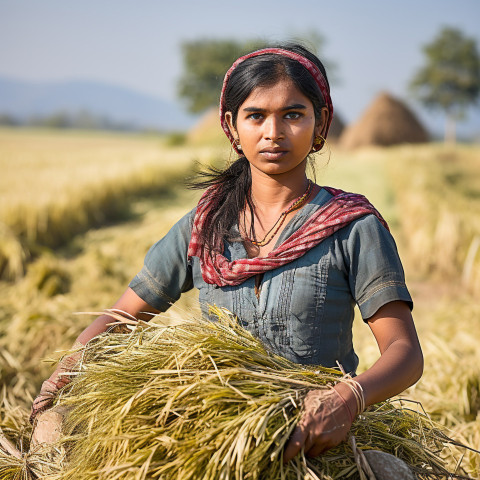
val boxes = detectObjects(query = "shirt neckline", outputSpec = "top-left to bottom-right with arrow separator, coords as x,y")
273,186 -> 333,248
227,187 -> 334,258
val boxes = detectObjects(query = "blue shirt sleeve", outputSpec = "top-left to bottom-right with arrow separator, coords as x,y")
342,214 -> 413,320
128,209 -> 195,311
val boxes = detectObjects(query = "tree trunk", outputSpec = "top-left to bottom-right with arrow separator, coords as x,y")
445,113 -> 456,144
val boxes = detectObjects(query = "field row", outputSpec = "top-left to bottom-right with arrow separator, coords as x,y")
0,128 -> 224,279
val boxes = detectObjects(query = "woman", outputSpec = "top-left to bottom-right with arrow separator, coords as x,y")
31,44 -> 423,461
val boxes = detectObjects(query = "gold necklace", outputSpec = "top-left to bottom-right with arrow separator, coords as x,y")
246,180 -> 313,247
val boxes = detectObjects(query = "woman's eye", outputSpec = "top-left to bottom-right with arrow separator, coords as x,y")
285,112 -> 302,119
247,113 -> 263,120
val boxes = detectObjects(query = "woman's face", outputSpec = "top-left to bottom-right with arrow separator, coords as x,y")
225,78 -> 328,178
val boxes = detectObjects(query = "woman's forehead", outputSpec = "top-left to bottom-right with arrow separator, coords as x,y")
241,78 -> 312,108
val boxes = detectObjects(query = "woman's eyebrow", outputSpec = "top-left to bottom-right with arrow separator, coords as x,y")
242,104 -> 307,112
283,104 -> 307,110
242,107 -> 266,112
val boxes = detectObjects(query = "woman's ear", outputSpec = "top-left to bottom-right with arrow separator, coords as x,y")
225,112 -> 238,139
315,107 -> 329,138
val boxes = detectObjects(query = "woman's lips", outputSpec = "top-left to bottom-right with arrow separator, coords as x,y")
260,149 -> 288,160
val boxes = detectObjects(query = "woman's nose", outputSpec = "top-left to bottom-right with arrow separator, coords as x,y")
263,116 -> 284,141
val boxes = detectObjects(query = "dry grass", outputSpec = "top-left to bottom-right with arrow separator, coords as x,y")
0,127 -> 220,279
353,290 -> 480,479
406,296 -> 480,477
385,144 -> 480,294
0,190 -> 201,406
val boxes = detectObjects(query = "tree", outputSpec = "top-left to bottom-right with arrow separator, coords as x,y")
410,27 -> 480,143
177,39 -> 265,114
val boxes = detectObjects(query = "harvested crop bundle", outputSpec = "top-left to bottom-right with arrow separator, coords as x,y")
0,394 -> 64,480
1,309 -> 474,479
51,308 -> 468,480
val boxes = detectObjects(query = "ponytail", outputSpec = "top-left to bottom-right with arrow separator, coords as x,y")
187,157 -> 253,251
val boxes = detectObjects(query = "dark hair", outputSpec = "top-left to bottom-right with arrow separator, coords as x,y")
225,45 -> 329,129
189,43 -> 330,252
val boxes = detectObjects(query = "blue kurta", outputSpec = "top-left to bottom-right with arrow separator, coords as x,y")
129,188 -> 412,374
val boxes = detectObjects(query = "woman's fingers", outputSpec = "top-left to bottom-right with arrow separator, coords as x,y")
284,389 -> 354,462
32,396 -> 53,409
305,432 -> 341,458
303,432 -> 315,453
283,423 -> 309,463
30,396 -> 54,424
305,442 -> 327,458
285,424 -> 337,461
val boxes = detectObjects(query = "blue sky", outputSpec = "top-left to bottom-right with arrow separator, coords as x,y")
1,0 -> 479,136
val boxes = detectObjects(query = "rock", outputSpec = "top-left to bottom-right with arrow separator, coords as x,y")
363,450 -> 416,480
31,405 -> 70,447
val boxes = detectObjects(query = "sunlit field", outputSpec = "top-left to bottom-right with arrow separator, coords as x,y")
0,128 -> 479,477
0,128 -> 222,279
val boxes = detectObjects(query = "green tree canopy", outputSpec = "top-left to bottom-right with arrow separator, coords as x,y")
409,27 -> 480,142
177,39 -> 265,114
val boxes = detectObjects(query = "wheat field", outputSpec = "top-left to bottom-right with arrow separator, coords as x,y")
0,128 -> 479,477
0,128 -> 223,280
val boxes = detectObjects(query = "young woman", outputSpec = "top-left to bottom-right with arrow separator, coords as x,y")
31,44 -> 423,461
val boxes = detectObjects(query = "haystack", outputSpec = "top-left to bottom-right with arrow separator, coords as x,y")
187,107 -> 229,147
339,92 -> 429,149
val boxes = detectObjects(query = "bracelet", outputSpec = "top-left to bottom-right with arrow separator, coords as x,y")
334,362 -> 365,418
332,388 -> 354,423
344,378 -> 365,417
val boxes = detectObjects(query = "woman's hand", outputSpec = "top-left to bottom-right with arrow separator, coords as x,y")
283,301 -> 423,463
29,347 -> 81,424
30,378 -> 63,424
283,387 -> 354,462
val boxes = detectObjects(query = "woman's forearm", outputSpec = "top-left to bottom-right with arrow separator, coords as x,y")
76,287 -> 159,346
353,338 -> 423,406
335,301 -> 423,416
76,314 -> 117,345
334,338 -> 423,419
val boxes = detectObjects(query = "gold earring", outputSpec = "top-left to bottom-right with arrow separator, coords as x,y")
235,138 -> 242,151
312,135 -> 326,152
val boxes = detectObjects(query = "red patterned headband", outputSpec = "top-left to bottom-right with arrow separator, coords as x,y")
219,48 -> 333,154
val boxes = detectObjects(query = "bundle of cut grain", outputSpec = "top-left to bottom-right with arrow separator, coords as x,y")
55,309 -> 470,480
339,92 -> 429,149
1,309 -> 476,480
0,391 -> 64,480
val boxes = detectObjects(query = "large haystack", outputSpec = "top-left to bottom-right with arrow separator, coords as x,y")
339,92 -> 429,149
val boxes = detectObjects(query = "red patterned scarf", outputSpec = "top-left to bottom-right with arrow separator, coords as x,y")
187,187 -> 388,287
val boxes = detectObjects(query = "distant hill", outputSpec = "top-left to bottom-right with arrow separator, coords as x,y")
0,76 -> 197,131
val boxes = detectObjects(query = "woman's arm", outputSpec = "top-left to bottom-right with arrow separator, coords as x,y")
284,300 -> 423,461
76,287 -> 160,345
346,300 -> 423,406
